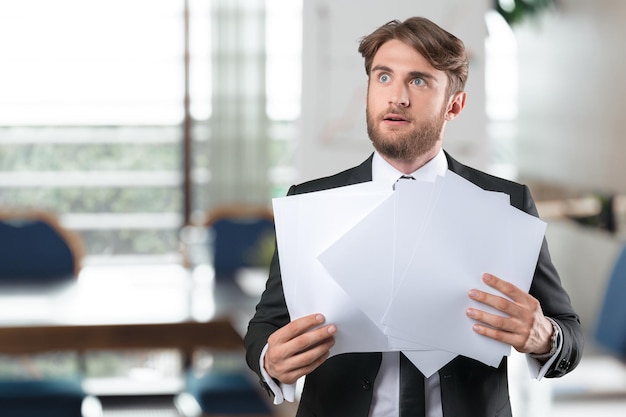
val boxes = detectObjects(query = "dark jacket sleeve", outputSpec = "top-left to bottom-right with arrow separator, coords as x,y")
244,247 -> 290,380
522,184 -> 584,377
244,186 -> 296,387
448,151 -> 585,379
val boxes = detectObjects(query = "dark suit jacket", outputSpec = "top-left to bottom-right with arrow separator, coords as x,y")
244,152 -> 584,417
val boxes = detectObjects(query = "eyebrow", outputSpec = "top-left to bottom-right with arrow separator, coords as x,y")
370,65 -> 438,83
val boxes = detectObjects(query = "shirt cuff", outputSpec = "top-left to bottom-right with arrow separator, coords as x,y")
259,343 -> 297,405
525,318 -> 563,380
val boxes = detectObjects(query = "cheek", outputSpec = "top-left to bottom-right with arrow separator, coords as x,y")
412,94 -> 447,114
366,87 -> 385,112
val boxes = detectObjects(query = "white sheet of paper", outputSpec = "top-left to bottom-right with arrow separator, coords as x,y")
402,349 -> 458,378
392,178 -> 441,291
382,172 -> 545,366
273,181 -> 390,315
383,175 -> 511,364
272,182 -> 393,357
317,193 -> 395,327
274,172 -> 546,373
317,178 -> 458,375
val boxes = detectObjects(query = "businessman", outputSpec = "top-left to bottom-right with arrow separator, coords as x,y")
245,16 -> 583,417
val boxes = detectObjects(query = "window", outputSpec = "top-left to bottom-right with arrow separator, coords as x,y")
0,0 -> 302,262
485,9 -> 518,180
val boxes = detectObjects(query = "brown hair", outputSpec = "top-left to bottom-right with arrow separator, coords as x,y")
358,17 -> 469,97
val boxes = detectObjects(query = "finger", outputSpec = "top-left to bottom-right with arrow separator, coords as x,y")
466,307 -> 512,332
468,288 -> 517,317
470,322 -> 519,346
267,322 -> 336,369
272,313 -> 326,344
286,323 -> 337,356
293,344 -> 333,375
277,345 -> 333,384
287,334 -> 336,372
267,329 -> 336,383
481,273 -> 525,301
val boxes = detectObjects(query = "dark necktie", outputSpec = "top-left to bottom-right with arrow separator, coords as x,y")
393,175 -> 416,190
399,352 -> 426,417
396,175 -> 425,416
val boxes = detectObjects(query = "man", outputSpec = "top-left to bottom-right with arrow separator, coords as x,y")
244,16 -> 583,417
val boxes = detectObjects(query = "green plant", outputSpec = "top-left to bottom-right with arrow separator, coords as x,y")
494,0 -> 556,26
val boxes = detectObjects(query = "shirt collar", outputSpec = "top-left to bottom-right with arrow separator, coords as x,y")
372,148 -> 448,187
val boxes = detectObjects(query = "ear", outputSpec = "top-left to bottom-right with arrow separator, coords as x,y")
444,91 -> 466,121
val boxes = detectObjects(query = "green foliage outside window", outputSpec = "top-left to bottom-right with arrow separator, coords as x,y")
494,0 -> 556,26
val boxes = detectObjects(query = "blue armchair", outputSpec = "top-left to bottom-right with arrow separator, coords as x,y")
205,204 -> 275,281
0,209 -> 93,416
594,244 -> 626,359
0,378 -> 89,417
0,210 -> 83,283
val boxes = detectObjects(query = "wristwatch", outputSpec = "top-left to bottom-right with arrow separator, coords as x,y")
530,317 -> 561,360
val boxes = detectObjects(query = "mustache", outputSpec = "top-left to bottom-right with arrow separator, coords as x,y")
379,106 -> 412,121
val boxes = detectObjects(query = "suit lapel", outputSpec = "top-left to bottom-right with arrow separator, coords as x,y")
444,151 -> 469,179
346,153 -> 374,185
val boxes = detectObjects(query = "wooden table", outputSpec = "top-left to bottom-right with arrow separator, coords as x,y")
0,263 -> 277,415
0,320 -> 243,355
0,263 -> 254,356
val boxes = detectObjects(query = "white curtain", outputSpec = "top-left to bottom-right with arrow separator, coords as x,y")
208,0 -> 270,207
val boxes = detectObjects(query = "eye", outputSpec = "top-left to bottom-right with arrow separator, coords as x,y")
378,73 -> 391,83
411,78 -> 425,87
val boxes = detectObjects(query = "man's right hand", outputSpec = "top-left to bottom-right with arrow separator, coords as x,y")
264,313 -> 336,384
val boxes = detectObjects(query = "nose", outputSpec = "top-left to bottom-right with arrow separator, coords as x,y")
389,83 -> 410,107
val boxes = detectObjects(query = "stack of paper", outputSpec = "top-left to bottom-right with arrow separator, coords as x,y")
272,171 -> 546,376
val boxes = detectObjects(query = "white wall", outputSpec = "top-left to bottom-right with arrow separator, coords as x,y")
515,0 -> 626,194
297,0 -> 489,182
545,221 -> 622,343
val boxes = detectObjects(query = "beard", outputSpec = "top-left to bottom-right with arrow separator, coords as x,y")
367,105 -> 446,162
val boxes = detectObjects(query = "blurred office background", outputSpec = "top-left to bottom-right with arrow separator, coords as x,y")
1,0 -> 626,416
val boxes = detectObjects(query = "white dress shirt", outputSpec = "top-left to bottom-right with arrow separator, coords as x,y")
261,149 -> 562,417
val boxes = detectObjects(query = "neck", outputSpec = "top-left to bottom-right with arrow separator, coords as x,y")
382,145 -> 442,175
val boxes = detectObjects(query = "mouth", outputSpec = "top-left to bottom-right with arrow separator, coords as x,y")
383,113 -> 410,123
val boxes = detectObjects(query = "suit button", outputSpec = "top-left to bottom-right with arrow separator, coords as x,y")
362,379 -> 371,390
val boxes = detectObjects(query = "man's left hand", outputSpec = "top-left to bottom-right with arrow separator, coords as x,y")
466,273 -> 553,355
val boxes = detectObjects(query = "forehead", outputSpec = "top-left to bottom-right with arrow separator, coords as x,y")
371,39 -> 445,80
